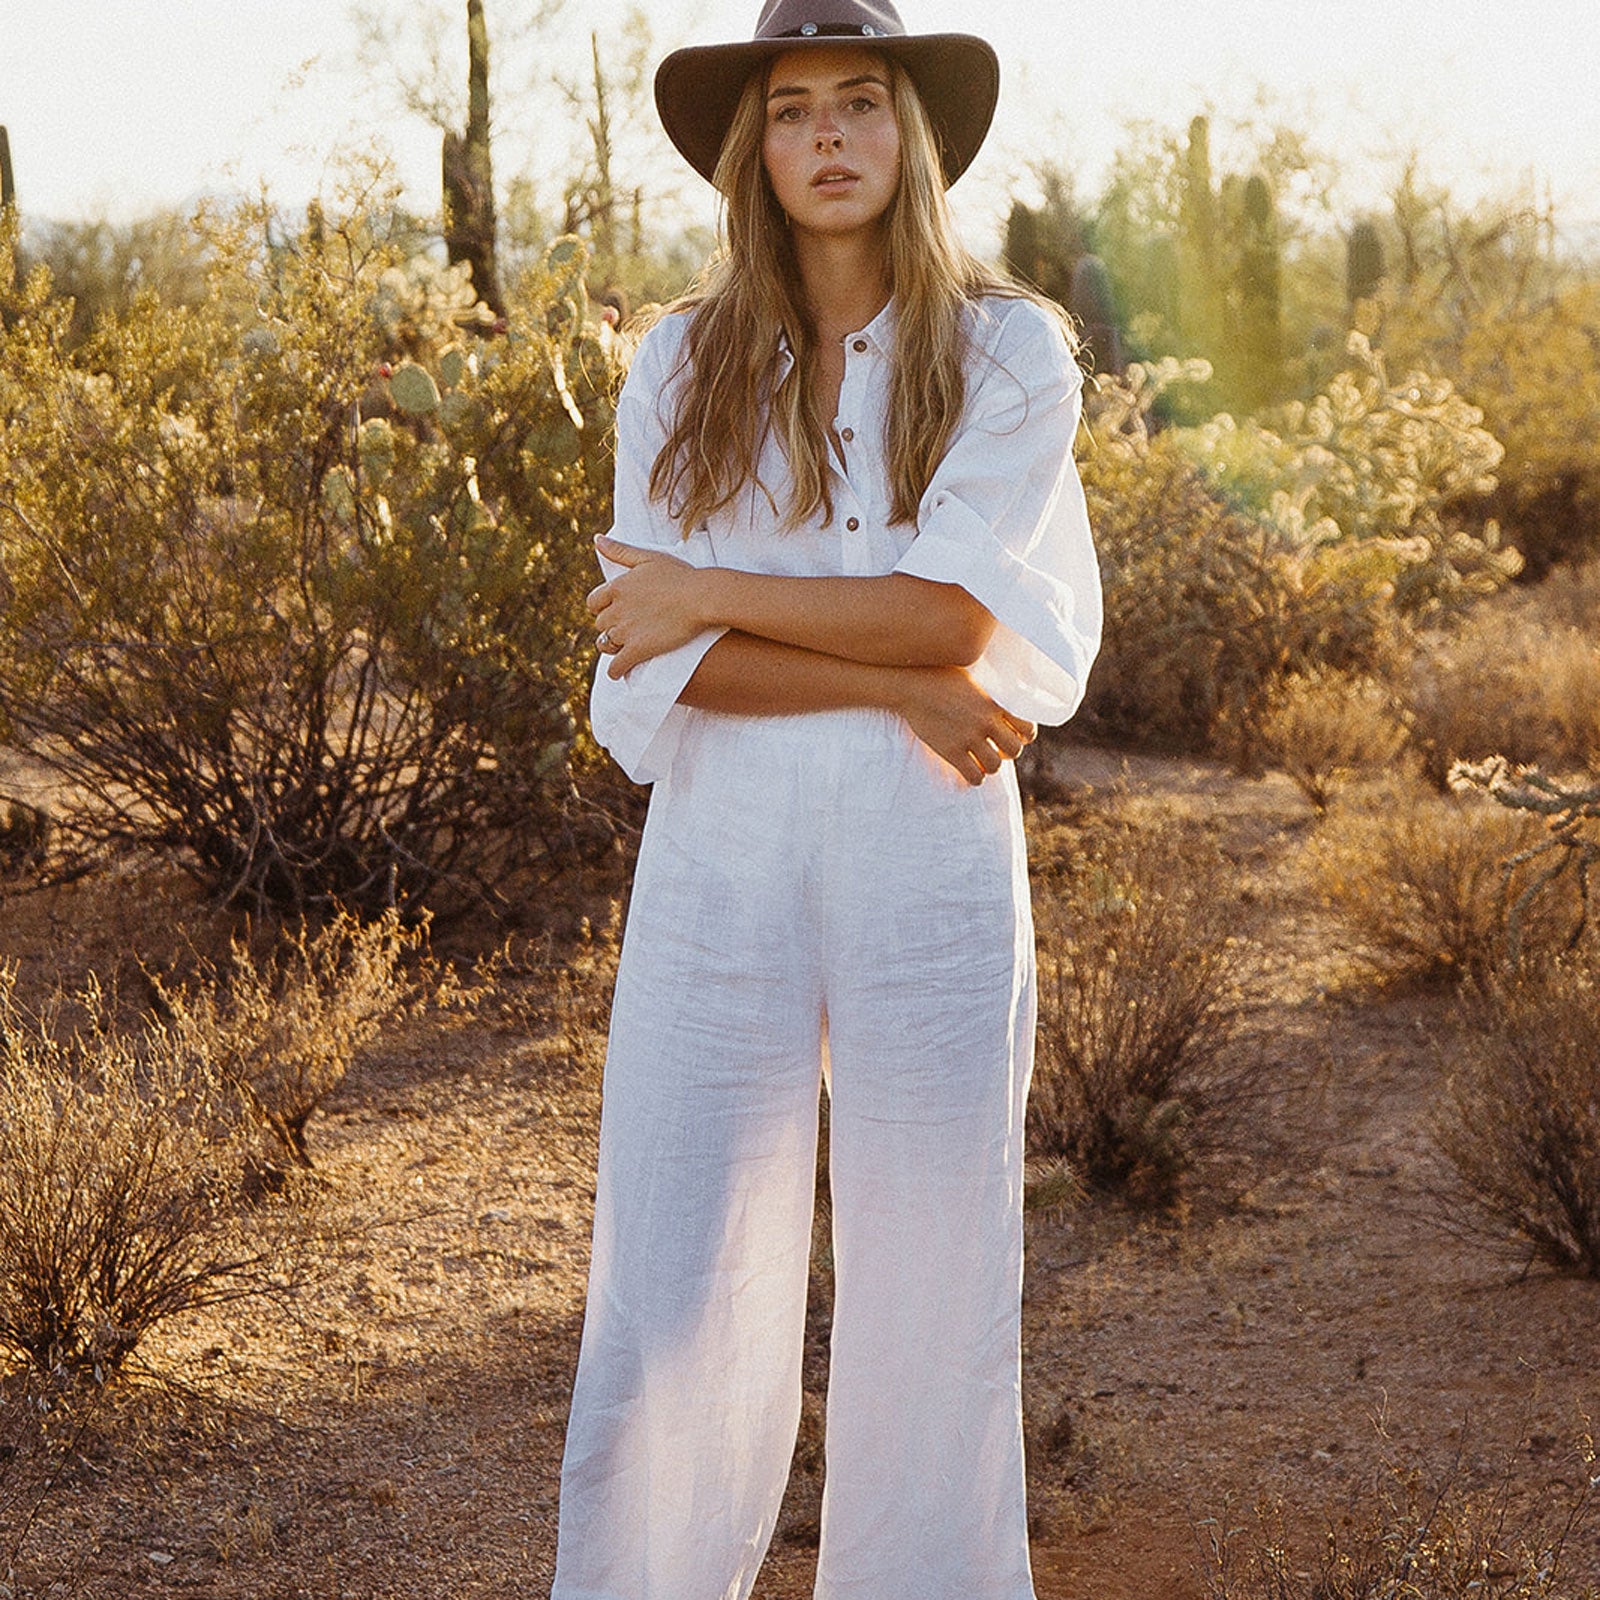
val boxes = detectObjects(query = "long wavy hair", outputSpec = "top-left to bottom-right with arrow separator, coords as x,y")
647,55 -> 1066,532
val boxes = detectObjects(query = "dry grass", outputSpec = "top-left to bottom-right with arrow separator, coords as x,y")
1256,669 -> 1410,813
1201,1445 -> 1600,1599
1404,601 -> 1600,790
154,908 -> 427,1172
0,967 -> 317,1384
1030,828 -> 1251,1208
1309,780 -> 1574,988
1434,958 -> 1600,1277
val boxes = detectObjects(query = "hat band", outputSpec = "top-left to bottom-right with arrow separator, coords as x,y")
774,21 -> 893,38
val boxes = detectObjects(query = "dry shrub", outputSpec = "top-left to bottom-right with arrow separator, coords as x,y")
1404,603 -> 1600,789
1256,668 -> 1409,812
0,969 -> 315,1383
1202,1449 -> 1599,1600
1030,829 -> 1249,1207
1434,960 -> 1600,1277
155,908 -> 424,1171
1309,783 -> 1573,987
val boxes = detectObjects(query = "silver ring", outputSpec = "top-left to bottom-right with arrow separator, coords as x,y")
598,630 -> 612,649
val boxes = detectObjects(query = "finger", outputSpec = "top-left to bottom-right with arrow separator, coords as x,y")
585,583 -> 611,615
1001,712 -> 1037,745
594,534 -> 643,567
974,740 -> 1005,776
990,723 -> 1027,762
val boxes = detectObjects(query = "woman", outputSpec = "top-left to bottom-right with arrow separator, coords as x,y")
552,4 -> 1100,1596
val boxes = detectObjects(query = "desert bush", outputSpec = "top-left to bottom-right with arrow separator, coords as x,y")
155,908 -> 425,1170
1449,761 -> 1598,972
1434,959 -> 1600,1277
1077,346 -> 1514,758
1309,782 -> 1575,987
1256,668 -> 1409,812
1404,609 -> 1600,790
0,969 -> 315,1382
1312,774 -> 1587,985
0,197 -> 618,916
1030,828 -> 1249,1207
1203,1451 -> 1599,1600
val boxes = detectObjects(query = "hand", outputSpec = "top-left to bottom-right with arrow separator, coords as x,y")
896,666 -> 1036,787
588,534 -> 709,679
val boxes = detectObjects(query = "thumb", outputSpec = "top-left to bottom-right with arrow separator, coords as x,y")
594,533 -> 642,567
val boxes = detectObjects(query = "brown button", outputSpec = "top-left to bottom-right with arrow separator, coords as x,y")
846,517 -> 860,531
841,427 -> 855,442
852,339 -> 868,353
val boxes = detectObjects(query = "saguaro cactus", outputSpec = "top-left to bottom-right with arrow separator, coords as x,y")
1347,219 -> 1385,307
0,126 -> 14,215
442,0 -> 505,318
1236,173 -> 1283,408
1178,115 -> 1224,356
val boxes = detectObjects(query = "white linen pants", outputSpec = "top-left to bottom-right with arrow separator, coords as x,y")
551,708 -> 1039,1600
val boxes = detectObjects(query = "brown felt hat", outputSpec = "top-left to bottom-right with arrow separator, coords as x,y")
654,0 -> 999,190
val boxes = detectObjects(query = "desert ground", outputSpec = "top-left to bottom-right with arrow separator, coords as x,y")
1,738 -> 1596,1600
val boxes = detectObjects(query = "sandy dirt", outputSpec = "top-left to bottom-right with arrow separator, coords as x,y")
1,741 -> 1596,1599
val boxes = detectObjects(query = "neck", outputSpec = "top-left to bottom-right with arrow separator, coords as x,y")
791,226 -> 891,343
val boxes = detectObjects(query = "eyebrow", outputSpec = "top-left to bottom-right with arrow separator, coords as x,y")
767,73 -> 890,102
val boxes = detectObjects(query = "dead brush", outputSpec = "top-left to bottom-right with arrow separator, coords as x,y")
1433,956 -> 1600,1278
1404,609 -> 1600,790
153,907 -> 426,1172
0,967 -> 317,1386
1200,1443 -> 1600,1600
1256,668 -> 1410,813
1309,780 -> 1574,988
1029,830 -> 1250,1208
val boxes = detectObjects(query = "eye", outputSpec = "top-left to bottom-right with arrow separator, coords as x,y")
848,95 -> 880,114
771,103 -> 805,124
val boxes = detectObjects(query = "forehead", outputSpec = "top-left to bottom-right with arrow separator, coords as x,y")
764,44 -> 891,94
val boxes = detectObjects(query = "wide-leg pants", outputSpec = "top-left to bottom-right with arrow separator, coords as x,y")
551,708 -> 1039,1600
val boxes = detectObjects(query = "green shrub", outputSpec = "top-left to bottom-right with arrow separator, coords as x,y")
0,202 -> 618,915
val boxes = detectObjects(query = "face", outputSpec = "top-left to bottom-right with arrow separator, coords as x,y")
760,46 -> 902,243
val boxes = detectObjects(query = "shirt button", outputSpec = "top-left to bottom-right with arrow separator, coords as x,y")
846,517 -> 860,531
841,427 -> 855,442
852,339 -> 868,353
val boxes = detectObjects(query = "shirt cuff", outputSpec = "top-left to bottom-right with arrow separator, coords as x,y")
895,498 -> 1089,725
588,626 -> 727,784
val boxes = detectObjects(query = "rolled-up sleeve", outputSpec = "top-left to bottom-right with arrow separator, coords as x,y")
588,319 -> 727,785
893,300 -> 1102,725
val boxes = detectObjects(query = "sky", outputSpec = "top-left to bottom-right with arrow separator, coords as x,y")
4,0 -> 1599,256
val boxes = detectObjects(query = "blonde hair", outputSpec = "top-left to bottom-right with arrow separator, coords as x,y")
648,56 -> 1068,532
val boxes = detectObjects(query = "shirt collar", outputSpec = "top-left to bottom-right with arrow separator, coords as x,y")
774,297 -> 897,381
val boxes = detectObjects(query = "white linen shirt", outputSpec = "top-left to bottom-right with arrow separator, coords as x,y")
590,294 -> 1102,785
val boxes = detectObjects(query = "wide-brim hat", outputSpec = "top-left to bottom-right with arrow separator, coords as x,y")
655,0 -> 999,191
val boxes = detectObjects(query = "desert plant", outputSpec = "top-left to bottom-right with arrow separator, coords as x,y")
0,969 -> 314,1383
1310,782 -> 1572,987
0,199 -> 618,916
1403,601 -> 1600,790
1202,1450 -> 1599,1599
1434,959 -> 1600,1277
1030,829 -> 1249,1207
1449,760 -> 1599,970
1256,668 -> 1409,812
155,908 -> 426,1170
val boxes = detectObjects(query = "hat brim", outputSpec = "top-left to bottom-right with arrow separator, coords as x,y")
655,32 -> 999,191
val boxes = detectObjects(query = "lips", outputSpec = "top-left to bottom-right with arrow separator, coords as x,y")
811,166 -> 860,187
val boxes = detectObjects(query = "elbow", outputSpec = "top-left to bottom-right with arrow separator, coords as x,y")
922,586 -> 996,667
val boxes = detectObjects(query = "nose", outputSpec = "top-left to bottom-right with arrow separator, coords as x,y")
814,112 -> 843,152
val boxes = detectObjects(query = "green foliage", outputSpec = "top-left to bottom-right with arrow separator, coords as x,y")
1077,344 -> 1515,755
0,201 -> 619,914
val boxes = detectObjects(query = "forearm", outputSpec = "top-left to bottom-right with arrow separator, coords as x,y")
695,568 -> 996,668
679,631 -> 913,717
